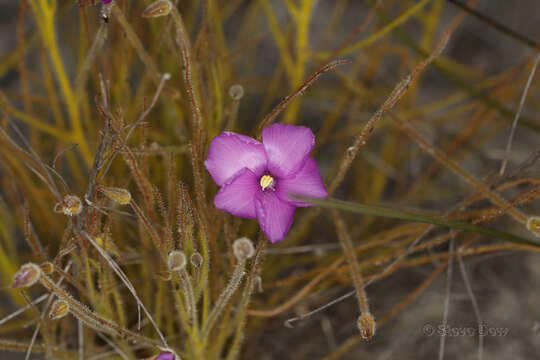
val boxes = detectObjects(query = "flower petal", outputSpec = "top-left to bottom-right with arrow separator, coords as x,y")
255,191 -> 295,243
214,168 -> 259,218
205,132 -> 267,186
262,123 -> 314,178
277,157 -> 328,206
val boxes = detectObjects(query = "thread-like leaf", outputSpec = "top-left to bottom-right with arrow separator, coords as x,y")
296,196 -> 539,247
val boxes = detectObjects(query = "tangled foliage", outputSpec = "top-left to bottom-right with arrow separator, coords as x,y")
0,0 -> 539,359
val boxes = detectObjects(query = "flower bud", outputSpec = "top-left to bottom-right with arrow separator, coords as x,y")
95,234 -> 121,257
142,0 -> 173,18
357,313 -> 376,342
167,251 -> 186,271
233,237 -> 255,261
99,186 -> 132,205
190,252 -> 203,268
228,84 -> 244,100
154,349 -> 177,360
40,262 -> 54,275
55,195 -> 83,216
12,263 -> 41,288
156,271 -> 172,281
527,216 -> 540,238
49,300 -> 69,320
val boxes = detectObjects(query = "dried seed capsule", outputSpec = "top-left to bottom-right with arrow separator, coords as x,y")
40,262 -> 54,275
99,186 -> 132,205
228,84 -> 244,100
527,216 -> 540,238
49,300 -> 69,320
55,195 -> 83,216
233,237 -> 255,261
357,313 -> 376,342
190,252 -> 203,268
12,263 -> 41,288
142,0 -> 173,18
168,251 -> 186,271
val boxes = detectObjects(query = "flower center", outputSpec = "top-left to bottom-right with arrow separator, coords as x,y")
259,175 -> 275,191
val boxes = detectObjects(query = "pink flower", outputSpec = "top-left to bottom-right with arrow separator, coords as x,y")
155,351 -> 175,360
205,123 -> 328,243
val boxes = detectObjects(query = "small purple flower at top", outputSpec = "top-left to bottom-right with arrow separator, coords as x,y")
155,351 -> 175,360
77,0 -> 112,6
204,123 -> 328,243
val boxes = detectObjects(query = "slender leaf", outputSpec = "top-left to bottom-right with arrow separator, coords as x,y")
296,195 -> 539,247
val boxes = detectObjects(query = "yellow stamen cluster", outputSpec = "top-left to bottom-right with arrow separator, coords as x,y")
259,175 -> 275,191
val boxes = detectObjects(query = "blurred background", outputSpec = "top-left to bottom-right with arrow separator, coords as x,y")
0,0 -> 539,359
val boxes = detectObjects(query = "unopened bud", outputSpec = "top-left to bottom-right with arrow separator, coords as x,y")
168,251 -> 186,271
95,234 -> 121,257
99,186 -> 132,205
229,84 -> 244,100
154,348 -> 177,360
357,313 -> 376,342
527,216 -> 540,238
54,195 -> 83,216
254,275 -> 264,293
233,237 -> 255,261
190,252 -> 202,268
49,300 -> 69,320
156,271 -> 172,281
12,263 -> 41,288
40,262 -> 54,275
142,0 -> 173,18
